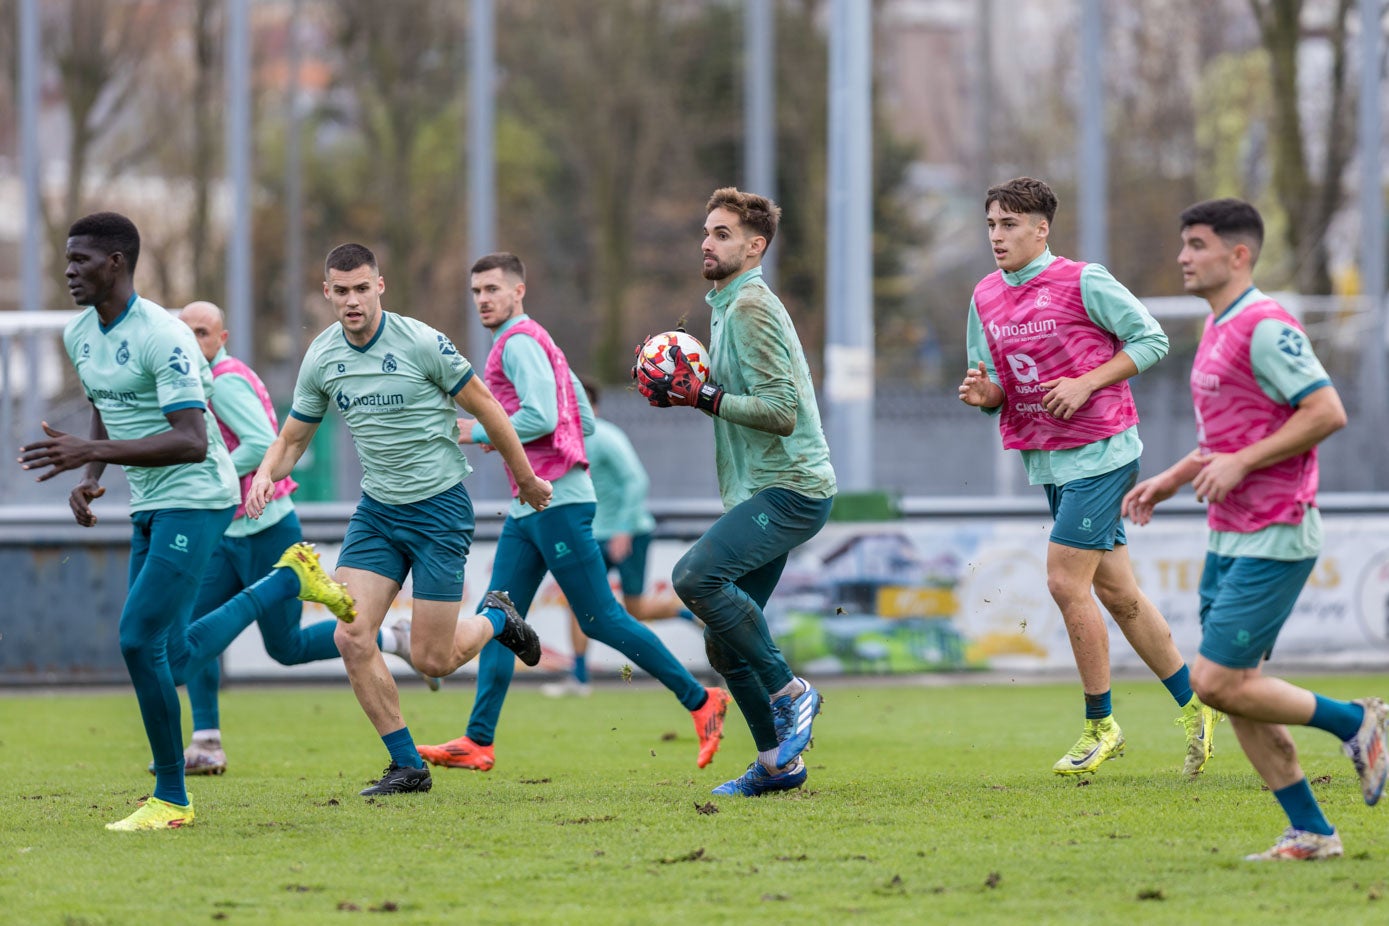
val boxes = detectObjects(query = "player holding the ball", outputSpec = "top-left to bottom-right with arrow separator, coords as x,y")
635,188 -> 837,796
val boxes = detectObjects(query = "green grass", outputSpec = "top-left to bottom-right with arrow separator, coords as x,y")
4,676 -> 1389,925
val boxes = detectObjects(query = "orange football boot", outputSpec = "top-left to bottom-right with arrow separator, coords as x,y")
692,687 -> 731,768
417,735 -> 495,771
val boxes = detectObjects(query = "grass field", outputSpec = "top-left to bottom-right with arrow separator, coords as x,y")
4,674 -> 1389,925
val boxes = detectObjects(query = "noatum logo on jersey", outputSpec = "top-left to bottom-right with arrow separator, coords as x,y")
336,388 -> 406,411
987,318 -> 1057,341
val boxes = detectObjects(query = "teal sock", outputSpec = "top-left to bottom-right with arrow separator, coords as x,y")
572,652 -> 589,685
1273,778 -> 1335,836
482,606 -> 507,636
382,727 -> 423,769
1308,695 -> 1364,742
151,762 -> 188,807
1084,690 -> 1112,720
251,567 -> 300,607
1161,665 -> 1194,708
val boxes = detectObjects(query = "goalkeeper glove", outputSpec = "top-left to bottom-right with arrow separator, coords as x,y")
634,345 -> 724,414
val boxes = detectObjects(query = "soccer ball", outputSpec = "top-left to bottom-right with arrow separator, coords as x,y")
639,330 -> 710,382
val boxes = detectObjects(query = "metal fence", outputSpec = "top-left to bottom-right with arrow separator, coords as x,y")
3,304 -> 1387,509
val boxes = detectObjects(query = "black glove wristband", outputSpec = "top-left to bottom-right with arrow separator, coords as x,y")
695,383 -> 724,415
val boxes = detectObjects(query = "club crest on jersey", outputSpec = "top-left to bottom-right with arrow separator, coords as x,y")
381,352 -> 398,373
336,389 -> 351,412
1034,287 -> 1053,309
337,362 -> 346,373
1277,328 -> 1304,357
167,345 -> 189,374
437,334 -> 459,356
116,340 -> 131,365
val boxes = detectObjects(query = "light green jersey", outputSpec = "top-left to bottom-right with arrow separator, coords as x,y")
706,267 -> 837,510
290,311 -> 474,505
62,295 -> 239,512
587,418 -> 656,540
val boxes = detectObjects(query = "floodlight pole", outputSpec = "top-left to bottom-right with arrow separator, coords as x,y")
467,0 -> 496,366
226,0 -> 253,366
1077,0 -> 1107,265
824,0 -> 874,493
1359,0 -> 1386,476
284,0 -> 305,385
744,0 -> 776,286
13,0 -> 42,493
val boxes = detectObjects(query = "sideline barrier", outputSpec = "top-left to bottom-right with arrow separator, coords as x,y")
5,496 -> 1389,684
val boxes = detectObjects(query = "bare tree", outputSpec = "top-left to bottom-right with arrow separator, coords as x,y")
498,0 -> 704,382
1249,0 -> 1356,293
42,0 -> 165,258
188,0 -> 221,299
325,0 -> 468,330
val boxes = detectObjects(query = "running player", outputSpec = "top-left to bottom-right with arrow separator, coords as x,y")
169,301 -> 433,777
635,188 -> 836,796
417,253 -> 729,773
958,176 -> 1218,778
1123,197 -> 1386,860
246,243 -> 551,796
20,213 -> 354,830
540,378 -> 699,699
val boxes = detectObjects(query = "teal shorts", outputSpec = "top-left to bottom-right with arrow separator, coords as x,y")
1043,460 -> 1138,551
339,481 -> 475,601
601,530 -> 654,597
1198,553 -> 1316,669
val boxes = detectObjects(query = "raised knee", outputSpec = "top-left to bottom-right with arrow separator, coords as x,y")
413,653 -> 451,678
334,623 -> 374,662
671,561 -> 703,605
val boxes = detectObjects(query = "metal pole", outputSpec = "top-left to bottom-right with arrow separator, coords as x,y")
824,0 -> 874,493
225,0 -> 253,365
1360,0 -> 1386,445
15,0 -> 43,496
744,0 -> 776,286
284,0 -> 305,379
1077,0 -> 1107,265
975,0 -> 1014,496
973,0 -> 993,196
467,0 -> 496,365
19,0 -> 41,319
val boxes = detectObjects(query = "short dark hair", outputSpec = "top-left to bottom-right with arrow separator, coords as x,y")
985,177 -> 1058,224
579,376 -> 599,406
68,212 -> 141,275
1179,198 -> 1264,262
706,187 -> 781,245
470,252 -> 526,281
324,243 -> 378,277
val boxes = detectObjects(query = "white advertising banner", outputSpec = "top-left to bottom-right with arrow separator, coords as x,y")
222,513 -> 1389,680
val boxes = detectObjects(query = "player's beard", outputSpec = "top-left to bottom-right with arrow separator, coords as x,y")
702,254 -> 742,282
